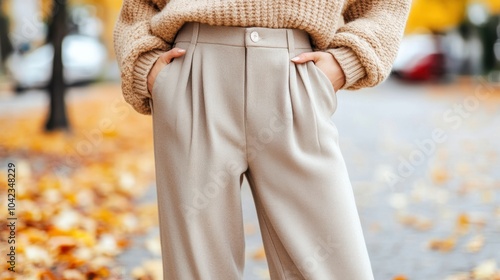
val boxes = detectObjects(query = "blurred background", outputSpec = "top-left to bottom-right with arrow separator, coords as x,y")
0,0 -> 500,279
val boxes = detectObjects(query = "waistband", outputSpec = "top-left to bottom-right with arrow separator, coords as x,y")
174,22 -> 312,50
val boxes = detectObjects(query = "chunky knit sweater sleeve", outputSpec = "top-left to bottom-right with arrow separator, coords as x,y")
327,0 -> 411,90
113,0 -> 171,114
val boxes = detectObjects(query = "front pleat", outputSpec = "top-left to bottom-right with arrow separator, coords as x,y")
171,41 -> 196,156
286,60 -> 295,130
307,62 -> 337,117
189,43 -> 201,159
289,62 -> 323,152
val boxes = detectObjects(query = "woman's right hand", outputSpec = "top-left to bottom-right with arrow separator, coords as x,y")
147,48 -> 187,93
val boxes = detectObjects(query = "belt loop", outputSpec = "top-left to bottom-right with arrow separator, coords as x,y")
191,22 -> 200,45
286,29 -> 295,57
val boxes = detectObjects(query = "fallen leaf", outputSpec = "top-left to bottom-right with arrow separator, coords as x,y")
396,213 -> 433,231
465,234 -> 484,253
431,166 -> 449,185
252,246 -> 267,261
428,236 -> 457,252
456,213 -> 470,234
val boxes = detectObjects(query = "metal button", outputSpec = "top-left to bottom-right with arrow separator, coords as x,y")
250,31 -> 260,42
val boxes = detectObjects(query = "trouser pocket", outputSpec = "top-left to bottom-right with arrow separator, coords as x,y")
150,41 -> 193,125
295,60 -> 338,118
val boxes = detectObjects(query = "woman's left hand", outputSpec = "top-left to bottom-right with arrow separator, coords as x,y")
291,51 -> 346,91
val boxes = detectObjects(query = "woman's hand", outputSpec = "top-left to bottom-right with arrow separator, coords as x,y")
147,48 -> 186,93
291,51 -> 346,91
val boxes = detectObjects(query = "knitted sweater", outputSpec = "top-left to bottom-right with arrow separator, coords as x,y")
114,0 -> 411,115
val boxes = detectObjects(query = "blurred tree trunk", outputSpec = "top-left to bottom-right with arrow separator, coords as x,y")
482,15 -> 500,74
45,0 -> 69,131
0,0 -> 13,68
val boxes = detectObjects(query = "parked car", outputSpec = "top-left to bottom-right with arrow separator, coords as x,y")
6,34 -> 107,91
392,34 -> 448,81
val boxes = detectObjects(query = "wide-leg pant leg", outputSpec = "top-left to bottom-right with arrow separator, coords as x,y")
244,43 -> 375,279
150,39 -> 249,279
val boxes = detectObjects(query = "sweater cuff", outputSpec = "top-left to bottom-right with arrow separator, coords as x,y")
326,47 -> 366,89
132,49 -> 165,99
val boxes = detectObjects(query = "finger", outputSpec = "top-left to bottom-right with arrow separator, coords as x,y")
162,48 -> 186,63
291,52 -> 319,63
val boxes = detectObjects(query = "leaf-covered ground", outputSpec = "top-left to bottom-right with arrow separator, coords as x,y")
0,84 -> 157,279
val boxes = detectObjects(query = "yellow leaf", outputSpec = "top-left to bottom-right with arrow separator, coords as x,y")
428,237 -> 457,252
456,213 -> 470,234
252,246 -> 267,261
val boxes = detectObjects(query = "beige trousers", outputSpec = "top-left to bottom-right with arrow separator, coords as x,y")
149,22 -> 374,280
